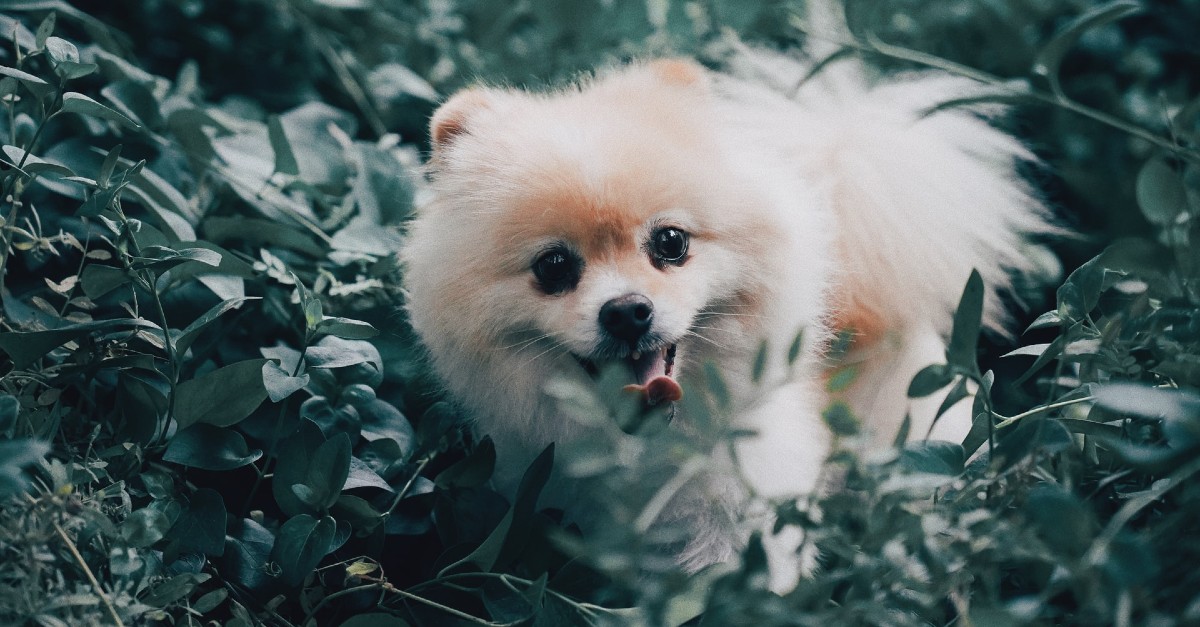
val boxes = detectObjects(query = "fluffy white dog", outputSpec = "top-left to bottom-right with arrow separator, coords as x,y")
402,13 -> 1051,589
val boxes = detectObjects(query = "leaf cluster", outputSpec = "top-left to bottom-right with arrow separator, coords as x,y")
0,2 -> 1198,627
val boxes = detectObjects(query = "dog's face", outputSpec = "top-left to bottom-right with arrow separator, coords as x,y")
404,60 -> 830,424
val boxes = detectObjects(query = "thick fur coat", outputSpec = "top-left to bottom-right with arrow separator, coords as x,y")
402,42 -> 1051,589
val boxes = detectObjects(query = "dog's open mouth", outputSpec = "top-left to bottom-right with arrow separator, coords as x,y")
577,344 -> 683,406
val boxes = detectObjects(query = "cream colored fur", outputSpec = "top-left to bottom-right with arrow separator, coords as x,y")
402,38 -> 1051,591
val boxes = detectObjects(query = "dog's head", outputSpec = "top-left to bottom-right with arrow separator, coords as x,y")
403,60 -> 830,424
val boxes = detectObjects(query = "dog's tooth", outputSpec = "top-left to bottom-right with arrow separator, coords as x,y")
631,351 -> 642,360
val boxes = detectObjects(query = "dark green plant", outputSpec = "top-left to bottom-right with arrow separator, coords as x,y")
0,1 -> 1198,626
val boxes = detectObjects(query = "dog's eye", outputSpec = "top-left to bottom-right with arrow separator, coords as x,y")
650,227 -> 689,265
532,248 -> 581,294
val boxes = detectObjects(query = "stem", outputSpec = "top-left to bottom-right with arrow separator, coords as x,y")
861,34 -> 1199,162
54,521 -> 126,627
383,456 -> 431,517
634,455 -> 705,533
241,343 -> 309,516
1084,455 -> 1200,566
994,396 -> 1096,430
788,15 -> 1200,164
0,86 -> 64,280
386,586 -> 525,626
303,583 -> 385,623
409,572 -> 623,619
149,278 -> 179,431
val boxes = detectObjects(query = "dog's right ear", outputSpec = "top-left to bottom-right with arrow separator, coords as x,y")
429,89 -> 494,151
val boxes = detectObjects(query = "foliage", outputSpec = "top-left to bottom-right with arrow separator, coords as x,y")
0,1 -> 1197,626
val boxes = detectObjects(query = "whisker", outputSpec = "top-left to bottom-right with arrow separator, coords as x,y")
497,333 -> 553,353
684,330 -> 731,352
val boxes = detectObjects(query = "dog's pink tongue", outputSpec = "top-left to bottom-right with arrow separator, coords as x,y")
624,376 -> 683,406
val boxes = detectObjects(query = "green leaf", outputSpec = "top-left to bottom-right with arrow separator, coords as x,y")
1094,383 -> 1200,424
307,432 -> 353,510
175,359 -> 270,429
1,145 -> 75,177
295,277 -> 324,333
0,394 -> 20,437
220,518 -> 275,592
96,144 -> 122,189
1025,484 -> 1094,557
101,79 -> 164,128
1024,310 -> 1063,333
271,514 -> 338,587
274,421 -> 328,517
79,264 -> 128,299
962,372 -> 996,456
1057,417 -> 1123,439
822,401 -> 859,437
1058,253 -> 1104,311
703,361 -> 731,410
43,36 -> 78,64
786,328 -> 805,365
34,13 -> 55,50
304,337 -> 381,370
174,297 -> 257,356
316,316 -> 379,340
162,424 -> 263,471
1135,157 -> 1188,226
1033,1 -> 1141,99
947,269 -> 984,371
825,364 -> 858,393
58,92 -> 142,130
1002,343 -> 1052,359
120,507 -> 171,548
117,370 -> 170,445
262,360 -> 310,403
0,439 -> 50,497
141,573 -> 211,609
203,216 -> 324,256
192,589 -> 228,614
0,318 -> 159,369
993,417 -> 1072,472
1013,329 -> 1072,386
0,64 -> 52,99
750,339 -> 769,384
934,376 -> 971,422
166,488 -> 227,558
441,444 -> 554,575
268,114 -> 300,177
436,437 -> 496,489
140,469 -> 174,500
898,441 -> 965,475
343,457 -> 392,492
907,363 -> 953,398
129,245 -> 222,272
54,60 -> 97,80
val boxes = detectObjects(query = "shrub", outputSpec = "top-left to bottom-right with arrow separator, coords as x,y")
0,1 -> 1198,625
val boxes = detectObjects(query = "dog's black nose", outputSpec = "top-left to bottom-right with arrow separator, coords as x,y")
599,294 -> 654,342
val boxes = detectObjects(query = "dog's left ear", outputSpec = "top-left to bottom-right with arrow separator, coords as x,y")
646,58 -> 711,90
429,88 -> 495,151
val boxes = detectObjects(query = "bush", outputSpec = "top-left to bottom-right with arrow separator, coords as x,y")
0,1 -> 1198,625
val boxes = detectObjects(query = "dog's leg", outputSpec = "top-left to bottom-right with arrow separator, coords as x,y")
731,380 -> 830,592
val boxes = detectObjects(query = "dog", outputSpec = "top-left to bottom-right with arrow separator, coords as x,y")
401,30 -> 1052,590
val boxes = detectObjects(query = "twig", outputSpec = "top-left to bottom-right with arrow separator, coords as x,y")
53,521 -> 126,627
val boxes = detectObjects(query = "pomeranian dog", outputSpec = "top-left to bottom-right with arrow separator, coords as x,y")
402,17 -> 1052,590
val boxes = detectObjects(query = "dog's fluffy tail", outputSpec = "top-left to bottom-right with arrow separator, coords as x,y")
805,72 -> 1053,338
723,37 -> 1056,441
727,5 -> 1055,338
807,65 -> 1055,441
